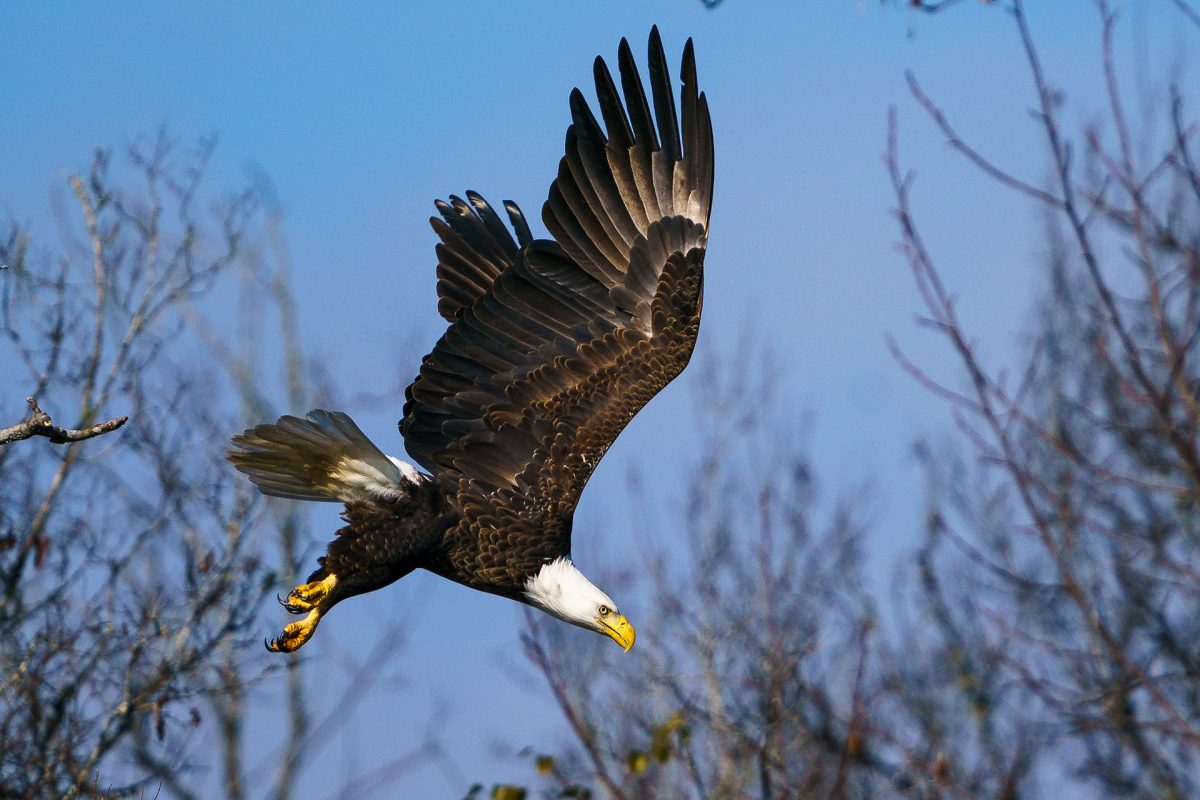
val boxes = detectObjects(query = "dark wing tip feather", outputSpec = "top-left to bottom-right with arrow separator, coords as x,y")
680,40 -> 698,117
503,200 -> 534,247
617,36 -> 659,153
569,87 -> 607,147
430,191 -> 532,322
592,56 -> 633,150
466,191 -> 520,256
567,89 -> 589,125
647,26 -> 681,163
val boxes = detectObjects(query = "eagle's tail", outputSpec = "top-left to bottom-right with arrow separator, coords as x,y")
228,410 -> 423,504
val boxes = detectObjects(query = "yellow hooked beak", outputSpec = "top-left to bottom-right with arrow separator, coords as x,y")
598,614 -> 636,652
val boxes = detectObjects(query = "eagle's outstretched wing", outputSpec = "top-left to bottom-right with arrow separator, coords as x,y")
400,28 -> 713,545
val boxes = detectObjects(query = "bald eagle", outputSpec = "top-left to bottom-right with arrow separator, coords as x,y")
229,28 -> 713,653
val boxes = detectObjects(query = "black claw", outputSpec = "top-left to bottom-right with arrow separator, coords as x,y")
264,637 -> 276,652
275,592 -> 306,614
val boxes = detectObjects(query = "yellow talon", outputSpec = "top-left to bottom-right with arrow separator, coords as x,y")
266,609 -> 322,653
281,573 -> 338,614
269,574 -> 338,651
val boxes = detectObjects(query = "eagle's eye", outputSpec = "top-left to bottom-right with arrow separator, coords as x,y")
598,605 -> 610,616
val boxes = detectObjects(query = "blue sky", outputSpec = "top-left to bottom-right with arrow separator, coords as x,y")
3,1 -> 1194,796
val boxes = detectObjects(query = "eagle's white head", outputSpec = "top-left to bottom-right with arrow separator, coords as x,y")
523,557 -> 635,651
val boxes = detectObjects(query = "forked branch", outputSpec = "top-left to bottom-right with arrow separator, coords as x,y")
0,397 -> 127,447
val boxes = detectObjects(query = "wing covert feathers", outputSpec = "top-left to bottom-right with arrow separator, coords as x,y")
230,410 -> 422,504
402,28 -> 713,537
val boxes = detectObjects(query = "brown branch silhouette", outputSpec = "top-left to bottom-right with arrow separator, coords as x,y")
0,397 -> 126,447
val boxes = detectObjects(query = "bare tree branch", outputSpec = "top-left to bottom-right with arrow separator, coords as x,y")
0,396 -> 126,446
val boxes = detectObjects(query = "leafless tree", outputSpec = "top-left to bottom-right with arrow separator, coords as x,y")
0,134 -> 431,799
883,1 -> 1200,796
0,134 -> 275,799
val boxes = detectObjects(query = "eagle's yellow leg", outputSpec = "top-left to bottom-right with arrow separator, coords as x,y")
279,573 -> 338,614
266,608 -> 322,653
267,574 -> 338,652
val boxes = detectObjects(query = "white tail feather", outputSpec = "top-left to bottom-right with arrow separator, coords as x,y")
228,410 -> 424,504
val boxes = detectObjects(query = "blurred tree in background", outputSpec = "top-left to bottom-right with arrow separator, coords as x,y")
502,1 -> 1200,798
885,1 -> 1200,795
0,137 -> 273,798
0,136 -> 430,799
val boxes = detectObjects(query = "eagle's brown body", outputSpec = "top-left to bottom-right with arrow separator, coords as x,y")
230,28 -> 713,652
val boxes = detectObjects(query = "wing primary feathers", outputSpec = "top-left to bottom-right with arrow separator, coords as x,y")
680,39 -> 699,163
569,88 -> 606,147
617,37 -> 659,154
679,39 -> 701,213
648,26 -> 681,165
467,191 -> 520,257
592,57 -> 634,149
432,193 -> 531,322
556,136 -> 615,264
447,195 -> 512,264
569,89 -> 640,251
504,200 -> 534,247
696,93 -> 715,228
546,176 -> 621,284
561,124 -> 630,273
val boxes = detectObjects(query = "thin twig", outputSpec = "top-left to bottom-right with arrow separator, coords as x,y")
906,72 -> 1064,209
892,3 -> 1200,745
1171,0 -> 1200,30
